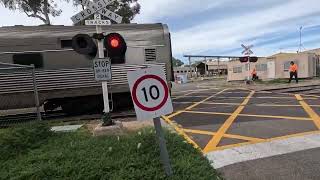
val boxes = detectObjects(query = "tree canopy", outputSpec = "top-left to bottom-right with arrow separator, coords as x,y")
0,0 -> 141,25
172,57 -> 184,67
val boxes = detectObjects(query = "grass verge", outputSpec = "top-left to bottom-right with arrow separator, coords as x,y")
0,124 -> 222,180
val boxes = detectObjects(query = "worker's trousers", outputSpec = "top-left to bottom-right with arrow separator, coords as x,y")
289,71 -> 298,83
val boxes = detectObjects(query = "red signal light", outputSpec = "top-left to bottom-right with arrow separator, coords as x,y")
104,33 -> 127,64
110,38 -> 120,48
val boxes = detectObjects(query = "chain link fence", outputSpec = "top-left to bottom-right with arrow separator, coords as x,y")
0,62 -> 41,126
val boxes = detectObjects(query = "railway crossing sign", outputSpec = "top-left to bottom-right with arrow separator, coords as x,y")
71,0 -> 123,24
85,19 -> 111,25
241,44 -> 254,55
127,66 -> 173,121
93,58 -> 112,81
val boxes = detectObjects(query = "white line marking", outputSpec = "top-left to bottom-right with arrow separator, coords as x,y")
206,133 -> 320,169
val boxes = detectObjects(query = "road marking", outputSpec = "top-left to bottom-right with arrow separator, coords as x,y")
254,104 -> 301,107
161,115 -> 200,149
203,91 -> 255,153
206,131 -> 320,169
176,102 -> 320,108
171,88 -> 218,99
167,110 -> 184,119
183,110 -> 312,121
173,102 -> 241,106
172,91 -> 196,100
185,89 -> 228,110
183,129 -> 264,142
239,113 -> 312,121
296,94 -> 320,129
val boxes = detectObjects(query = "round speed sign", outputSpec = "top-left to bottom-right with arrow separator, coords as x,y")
127,67 -> 173,121
132,74 -> 169,111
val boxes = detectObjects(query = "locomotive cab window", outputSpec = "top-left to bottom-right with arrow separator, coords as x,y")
13,53 -> 44,68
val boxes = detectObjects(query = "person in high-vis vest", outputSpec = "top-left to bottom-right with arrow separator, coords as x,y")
288,61 -> 298,83
251,68 -> 258,81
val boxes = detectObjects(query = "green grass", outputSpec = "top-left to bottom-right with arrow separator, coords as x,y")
0,124 -> 222,180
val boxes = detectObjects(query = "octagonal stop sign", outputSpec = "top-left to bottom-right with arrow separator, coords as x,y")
127,66 -> 173,121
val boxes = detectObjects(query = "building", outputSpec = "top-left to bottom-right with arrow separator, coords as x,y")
195,61 -> 228,76
207,61 -> 228,75
173,66 -> 197,78
227,50 -> 320,81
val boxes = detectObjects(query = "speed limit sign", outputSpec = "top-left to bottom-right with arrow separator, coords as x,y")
127,66 -> 173,121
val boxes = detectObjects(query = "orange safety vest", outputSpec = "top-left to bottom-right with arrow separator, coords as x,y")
251,69 -> 257,75
289,64 -> 298,72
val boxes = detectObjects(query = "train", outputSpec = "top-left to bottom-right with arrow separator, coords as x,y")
0,23 -> 173,114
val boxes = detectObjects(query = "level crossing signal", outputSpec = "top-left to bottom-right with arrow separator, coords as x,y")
104,33 -> 127,64
72,33 -> 127,64
239,56 -> 258,63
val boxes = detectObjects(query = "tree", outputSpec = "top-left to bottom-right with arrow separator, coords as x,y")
172,57 -> 184,67
0,0 -> 71,25
76,0 -> 141,25
0,0 -> 140,25
101,0 -> 140,24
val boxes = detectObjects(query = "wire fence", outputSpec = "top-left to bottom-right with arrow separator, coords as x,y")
0,62 -> 41,126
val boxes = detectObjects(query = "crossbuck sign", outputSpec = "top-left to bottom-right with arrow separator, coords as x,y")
71,0 -> 123,24
241,44 -> 254,55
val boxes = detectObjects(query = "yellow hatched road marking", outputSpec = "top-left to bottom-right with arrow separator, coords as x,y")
255,104 -> 301,107
185,89 -> 228,110
168,89 -> 228,119
203,91 -> 255,153
183,129 -> 264,142
174,102 -> 241,106
183,110 -> 312,121
240,113 -> 312,121
296,94 -> 320,129
161,115 -> 200,150
209,130 -> 320,152
172,88 -> 219,99
167,110 -> 184,119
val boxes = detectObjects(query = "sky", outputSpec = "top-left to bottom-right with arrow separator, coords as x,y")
1,0 -> 320,62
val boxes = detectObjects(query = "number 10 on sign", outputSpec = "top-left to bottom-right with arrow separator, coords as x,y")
127,66 -> 173,121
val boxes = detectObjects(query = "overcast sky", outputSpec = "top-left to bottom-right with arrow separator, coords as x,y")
1,0 -> 320,61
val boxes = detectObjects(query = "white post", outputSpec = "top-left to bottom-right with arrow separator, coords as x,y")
95,14 -> 110,114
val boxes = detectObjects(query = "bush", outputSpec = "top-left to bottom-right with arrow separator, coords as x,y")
0,122 -> 53,161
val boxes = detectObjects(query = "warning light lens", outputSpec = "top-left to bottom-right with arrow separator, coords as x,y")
110,38 -> 120,48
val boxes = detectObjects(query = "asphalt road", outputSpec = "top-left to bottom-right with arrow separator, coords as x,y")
167,82 -> 320,180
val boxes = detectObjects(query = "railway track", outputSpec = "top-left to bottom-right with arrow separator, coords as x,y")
0,109 -> 136,127
264,84 -> 320,96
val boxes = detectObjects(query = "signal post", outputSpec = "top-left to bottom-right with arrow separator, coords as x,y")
71,0 -> 124,125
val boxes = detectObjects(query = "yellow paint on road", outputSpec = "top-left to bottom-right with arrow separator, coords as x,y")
296,94 -> 320,129
185,89 -> 228,110
183,129 -> 264,142
183,110 -> 312,121
203,91 -> 255,153
210,130 -> 320,152
161,115 -> 200,150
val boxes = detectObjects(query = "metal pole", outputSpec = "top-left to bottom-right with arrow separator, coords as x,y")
153,117 -> 173,176
218,57 -> 220,76
31,65 -> 41,121
204,57 -> 207,77
188,56 -> 192,78
95,14 -> 111,124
